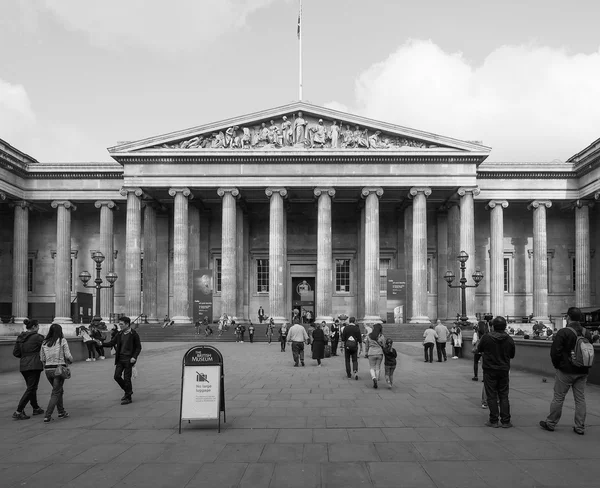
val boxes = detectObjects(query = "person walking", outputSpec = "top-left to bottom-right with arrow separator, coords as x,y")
239,323 -> 246,342
312,322 -> 326,366
266,318 -> 275,345
248,323 -> 255,343
330,320 -> 340,356
478,316 -> 515,428
99,316 -> 142,405
364,323 -> 385,388
286,320 -> 309,367
279,322 -> 288,351
451,325 -> 463,359
383,338 -> 398,389
434,319 -> 450,362
423,324 -> 438,363
341,317 -> 363,380
540,307 -> 593,435
12,319 -> 45,420
40,323 -> 73,423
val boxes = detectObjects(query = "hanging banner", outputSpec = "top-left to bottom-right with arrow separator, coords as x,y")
386,269 -> 406,324
193,269 -> 213,324
179,345 -> 226,433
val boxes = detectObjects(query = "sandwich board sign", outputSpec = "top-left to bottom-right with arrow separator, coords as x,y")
179,345 -> 226,433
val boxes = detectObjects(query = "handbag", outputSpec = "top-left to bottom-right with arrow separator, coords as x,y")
54,339 -> 71,380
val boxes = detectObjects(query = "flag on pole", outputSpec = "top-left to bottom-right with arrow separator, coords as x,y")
297,1 -> 302,39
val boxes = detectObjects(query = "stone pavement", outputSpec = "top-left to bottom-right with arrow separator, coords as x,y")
1,341 -> 600,488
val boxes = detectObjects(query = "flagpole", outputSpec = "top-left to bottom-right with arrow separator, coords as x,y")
298,0 -> 303,101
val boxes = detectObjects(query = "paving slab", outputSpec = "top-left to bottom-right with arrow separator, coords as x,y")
2,341 -> 600,487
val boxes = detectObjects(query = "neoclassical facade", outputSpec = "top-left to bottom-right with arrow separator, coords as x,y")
1,102 -> 599,334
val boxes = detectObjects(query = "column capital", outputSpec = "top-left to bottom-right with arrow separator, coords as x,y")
0,192 -> 6,201
572,199 -> 594,209
94,200 -> 117,210
527,200 -> 552,210
169,187 -> 193,199
51,200 -> 77,211
265,187 -> 287,198
119,187 -> 143,198
408,187 -> 431,199
361,187 -> 384,199
10,200 -> 32,210
486,200 -> 509,210
218,187 -> 240,198
457,187 -> 480,197
595,191 -> 600,201
314,187 -> 336,198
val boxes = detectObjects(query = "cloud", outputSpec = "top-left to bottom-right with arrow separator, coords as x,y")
43,0 -> 284,54
335,39 -> 600,162
0,78 -> 36,145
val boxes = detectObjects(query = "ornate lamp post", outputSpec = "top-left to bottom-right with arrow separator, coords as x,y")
79,251 -> 118,322
444,251 -> 484,326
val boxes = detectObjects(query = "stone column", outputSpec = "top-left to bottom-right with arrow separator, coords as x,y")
12,201 -> 31,322
575,200 -> 592,308
95,201 -> 117,322
458,187 -> 480,322
487,200 -> 508,317
188,204 -> 201,320
403,204 -> 413,321
169,188 -> 193,323
51,200 -> 76,324
528,200 -> 552,323
436,208 -> 448,320
120,188 -> 143,318
218,188 -> 239,318
361,187 -> 383,323
314,187 -> 335,323
446,202 -> 460,320
409,187 -> 431,323
142,202 -> 158,323
266,188 -> 287,323
236,204 -> 245,320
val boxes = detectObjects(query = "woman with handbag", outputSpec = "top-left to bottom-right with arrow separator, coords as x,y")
40,323 -> 73,423
364,323 -> 386,389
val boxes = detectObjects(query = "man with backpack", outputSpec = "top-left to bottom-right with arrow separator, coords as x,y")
540,307 -> 594,435
341,316 -> 363,380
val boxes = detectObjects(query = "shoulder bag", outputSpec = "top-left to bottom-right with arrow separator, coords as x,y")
54,339 -> 71,380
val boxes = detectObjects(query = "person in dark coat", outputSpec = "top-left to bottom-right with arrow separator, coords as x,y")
99,316 -> 142,405
330,320 -> 340,356
12,319 -> 45,419
311,322 -> 326,366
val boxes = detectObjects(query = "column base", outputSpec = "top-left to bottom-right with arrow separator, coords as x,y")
0,324 -> 24,336
270,316 -> 288,325
315,315 -> 333,325
360,315 -> 383,325
409,316 -> 431,324
56,323 -> 79,338
171,316 -> 192,325
54,316 -> 73,324
145,317 -> 161,324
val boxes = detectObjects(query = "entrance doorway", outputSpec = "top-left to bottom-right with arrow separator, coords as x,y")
292,277 -> 315,324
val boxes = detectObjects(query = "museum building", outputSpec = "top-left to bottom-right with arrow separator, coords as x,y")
1,102 -> 599,334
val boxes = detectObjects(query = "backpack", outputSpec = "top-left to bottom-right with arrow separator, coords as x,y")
567,327 -> 595,368
345,335 -> 358,352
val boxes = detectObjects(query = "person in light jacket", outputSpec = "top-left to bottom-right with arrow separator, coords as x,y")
40,323 -> 73,423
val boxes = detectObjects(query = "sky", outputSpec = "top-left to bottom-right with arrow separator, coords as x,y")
1,0 -> 600,163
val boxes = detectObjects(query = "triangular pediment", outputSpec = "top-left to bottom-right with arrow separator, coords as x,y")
108,102 -> 490,158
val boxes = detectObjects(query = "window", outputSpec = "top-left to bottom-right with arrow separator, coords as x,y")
27,258 -> 34,292
380,258 -> 391,292
503,257 -> 510,292
216,258 -> 222,293
257,259 -> 269,293
335,259 -> 350,293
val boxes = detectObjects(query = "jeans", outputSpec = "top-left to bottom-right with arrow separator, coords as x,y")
483,369 -> 510,424
436,342 -> 447,361
331,337 -> 339,355
44,369 -> 66,417
368,354 -> 383,380
345,348 -> 358,377
280,336 -> 287,351
85,341 -> 96,359
291,342 -> 305,365
114,360 -> 134,397
474,353 -> 482,377
424,343 -> 434,362
545,369 -> 587,431
17,370 -> 42,412
384,365 -> 396,385
453,346 -> 462,358
249,333 -> 254,343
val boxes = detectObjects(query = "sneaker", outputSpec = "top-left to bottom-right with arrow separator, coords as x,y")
573,427 -> 585,435
294,364 -> 299,367
501,422 -> 513,429
43,417 -> 52,423
317,364 -> 321,367
85,358 -> 92,362
472,376 -> 478,381
58,412 -> 69,419
347,374 -> 351,379
32,408 -> 45,416
354,372 -> 359,380
301,362 -> 305,367
99,356 -> 105,360
13,411 -> 30,420
481,403 -> 488,409
539,420 -> 555,432
92,358 -> 96,361
452,356 -> 458,359
485,421 -> 499,428
121,397 -> 132,405
444,357 -> 447,361
373,379 -> 378,389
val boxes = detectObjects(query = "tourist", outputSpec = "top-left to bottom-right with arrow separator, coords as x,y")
40,323 -> 73,423
312,322 -> 326,366
99,316 -> 142,405
472,320 -> 488,381
364,323 -> 385,388
248,323 -> 255,343
330,320 -> 340,356
234,323 -> 241,342
423,324 -> 437,363
477,316 -> 516,428
258,306 -> 266,324
279,322 -> 288,351
79,326 -> 97,362
451,325 -> 463,359
540,307 -> 593,435
383,338 -> 398,389
341,316 -> 362,379
194,319 -> 202,335
12,319 -> 45,420
266,318 -> 275,345
434,319 -> 450,362
322,322 -> 331,346
239,323 -> 246,342
286,319 -> 309,367
90,323 -> 106,360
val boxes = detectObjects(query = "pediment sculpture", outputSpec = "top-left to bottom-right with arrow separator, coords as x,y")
151,112 -> 441,151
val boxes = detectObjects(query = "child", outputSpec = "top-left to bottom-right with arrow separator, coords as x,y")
383,338 -> 398,389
